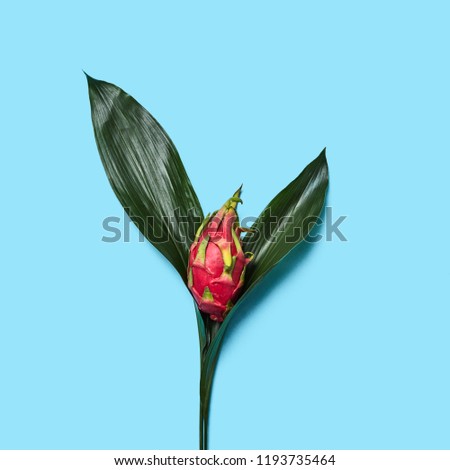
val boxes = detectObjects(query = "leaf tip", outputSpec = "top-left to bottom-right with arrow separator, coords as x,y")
83,71 -> 101,88
315,147 -> 329,178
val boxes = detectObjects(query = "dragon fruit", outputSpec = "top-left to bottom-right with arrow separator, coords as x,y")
187,188 -> 253,322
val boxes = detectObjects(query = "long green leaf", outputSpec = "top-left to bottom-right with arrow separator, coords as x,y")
199,150 -> 329,448
86,75 -> 203,280
242,148 -> 329,293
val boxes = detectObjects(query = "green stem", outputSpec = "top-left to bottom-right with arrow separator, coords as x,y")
195,295 -> 248,450
199,382 -> 209,449
199,318 -> 221,450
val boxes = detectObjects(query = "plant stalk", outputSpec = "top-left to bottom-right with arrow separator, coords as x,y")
199,318 -> 221,450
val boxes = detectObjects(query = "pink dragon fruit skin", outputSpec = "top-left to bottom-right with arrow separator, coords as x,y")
187,188 -> 253,322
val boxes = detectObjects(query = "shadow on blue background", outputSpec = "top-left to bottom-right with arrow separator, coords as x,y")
226,198 -> 328,342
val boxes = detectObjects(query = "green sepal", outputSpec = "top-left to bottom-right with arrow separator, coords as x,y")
187,268 -> 193,287
223,256 -> 237,276
231,228 -> 243,254
202,287 -> 214,301
195,213 -> 212,242
195,235 -> 210,264
221,244 -> 233,267
229,196 -> 243,205
223,186 -> 243,211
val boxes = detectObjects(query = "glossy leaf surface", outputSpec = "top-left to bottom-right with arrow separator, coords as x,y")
242,149 -> 329,293
199,150 -> 329,448
86,75 -> 203,280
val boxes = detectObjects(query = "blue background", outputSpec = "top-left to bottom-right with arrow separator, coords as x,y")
1,1 -> 448,450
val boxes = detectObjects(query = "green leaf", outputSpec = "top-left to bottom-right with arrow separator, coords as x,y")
198,150 -> 329,448
242,148 -> 329,293
86,74 -> 203,280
